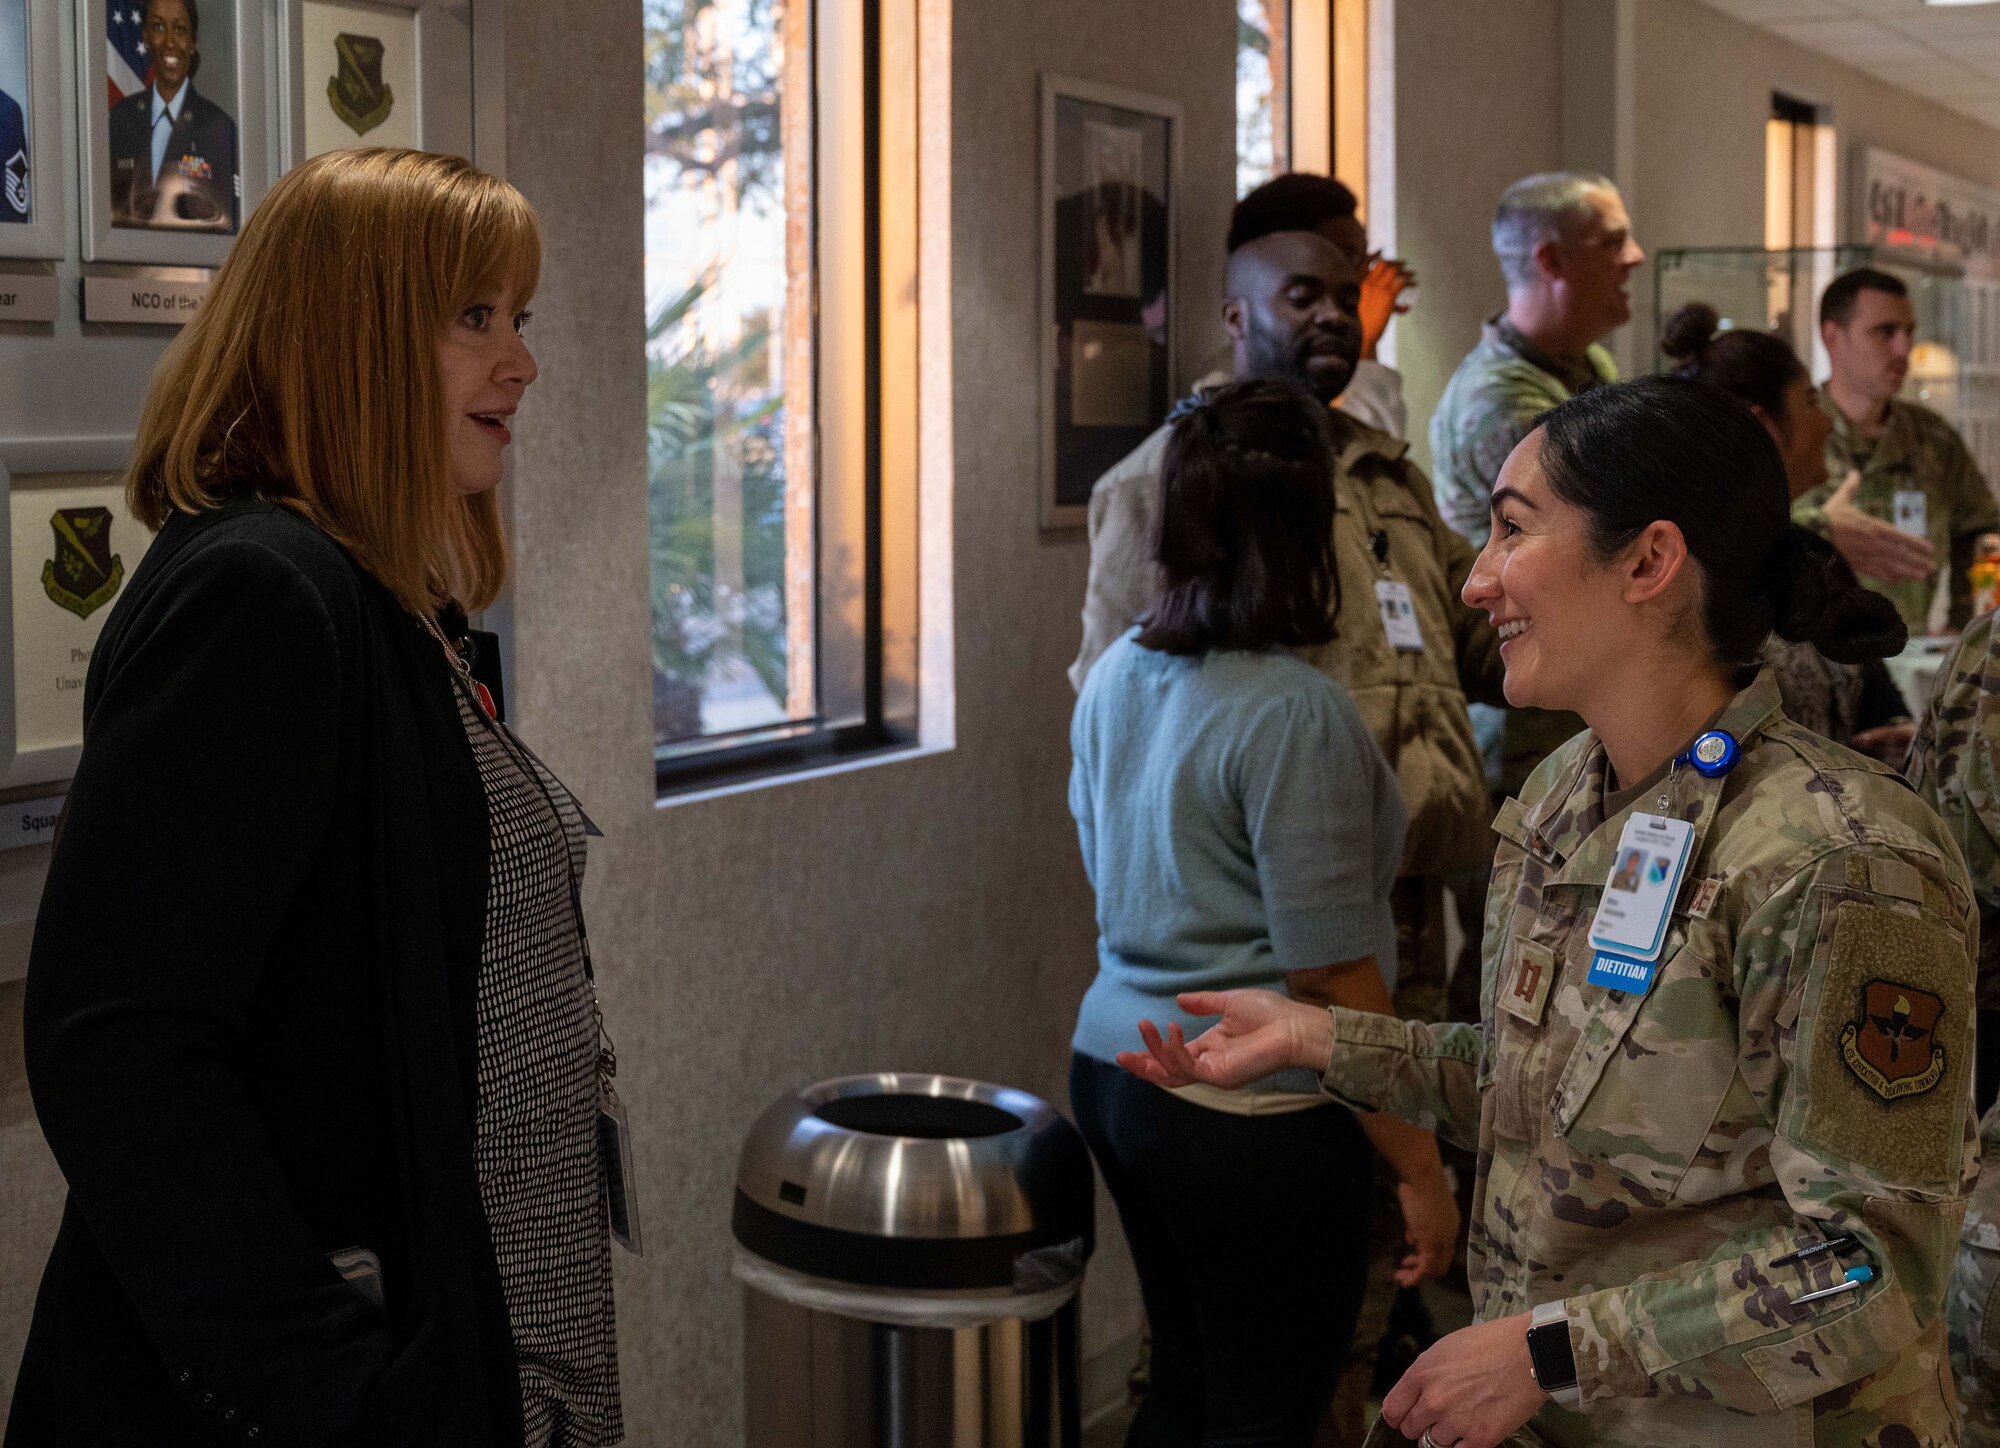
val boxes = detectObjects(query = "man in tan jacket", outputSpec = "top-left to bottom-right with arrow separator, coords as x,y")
1070,229 -> 1503,926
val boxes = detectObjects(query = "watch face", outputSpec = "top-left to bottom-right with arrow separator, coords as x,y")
1528,1322 -> 1576,1390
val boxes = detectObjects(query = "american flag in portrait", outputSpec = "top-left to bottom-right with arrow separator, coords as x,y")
104,4 -> 151,108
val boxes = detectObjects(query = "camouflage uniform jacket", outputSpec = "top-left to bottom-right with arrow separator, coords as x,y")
1069,388 -> 1507,877
1321,670 -> 1979,1447
1428,316 -> 1616,799
1906,606 -> 2000,1011
1427,315 -> 1617,551
1795,391 -> 2000,633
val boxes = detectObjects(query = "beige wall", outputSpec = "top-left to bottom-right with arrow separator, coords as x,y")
488,0 -> 1242,1437
1629,0 -> 2000,367
1387,0 -> 1566,473
0,0 -> 1232,1435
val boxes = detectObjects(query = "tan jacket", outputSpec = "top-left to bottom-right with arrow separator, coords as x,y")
1069,394 -> 1505,877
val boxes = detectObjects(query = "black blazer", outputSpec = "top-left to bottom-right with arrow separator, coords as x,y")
108,82 -> 238,227
6,501 -> 524,1448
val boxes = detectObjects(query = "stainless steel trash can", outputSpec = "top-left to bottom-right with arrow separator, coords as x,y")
733,1072 -> 1094,1448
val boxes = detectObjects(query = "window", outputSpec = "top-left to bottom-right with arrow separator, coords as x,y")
645,0 -> 918,791
1236,0 -> 1360,205
1764,92 -> 1836,371
1237,0 -> 1290,195
1765,93 -> 1833,253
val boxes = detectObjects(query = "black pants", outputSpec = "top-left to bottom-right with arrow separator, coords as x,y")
1070,1053 -> 1375,1448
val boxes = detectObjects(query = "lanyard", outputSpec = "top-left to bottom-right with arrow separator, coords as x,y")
422,616 -> 620,1096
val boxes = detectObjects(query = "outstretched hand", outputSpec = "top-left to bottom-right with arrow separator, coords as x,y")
1115,988 -> 1325,1091
1824,470 -> 1936,585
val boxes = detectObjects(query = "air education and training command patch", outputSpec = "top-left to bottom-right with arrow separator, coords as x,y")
1839,978 -> 1947,1101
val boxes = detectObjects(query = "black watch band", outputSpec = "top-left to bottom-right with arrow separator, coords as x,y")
1527,1301 -> 1580,1405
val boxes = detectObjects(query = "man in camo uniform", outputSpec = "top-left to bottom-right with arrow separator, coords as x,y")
1797,269 -> 2000,635
1907,609 -> 2000,1444
1429,173 -> 1638,805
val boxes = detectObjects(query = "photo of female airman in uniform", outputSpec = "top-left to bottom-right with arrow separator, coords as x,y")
106,0 -> 237,231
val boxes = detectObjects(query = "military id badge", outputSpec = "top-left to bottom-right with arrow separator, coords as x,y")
1585,813 -> 1694,991
1893,489 -> 1927,539
1373,579 -> 1424,651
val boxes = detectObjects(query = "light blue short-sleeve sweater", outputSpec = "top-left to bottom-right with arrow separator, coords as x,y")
1069,631 -> 1407,1093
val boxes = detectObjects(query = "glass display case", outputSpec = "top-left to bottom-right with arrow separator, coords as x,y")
1653,246 -> 2000,500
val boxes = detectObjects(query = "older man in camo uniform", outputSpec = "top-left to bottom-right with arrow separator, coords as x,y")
1429,172 -> 1640,805
1907,610 -> 2000,1444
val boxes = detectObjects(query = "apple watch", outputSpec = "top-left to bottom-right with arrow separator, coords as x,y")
1526,1300 -> 1581,1407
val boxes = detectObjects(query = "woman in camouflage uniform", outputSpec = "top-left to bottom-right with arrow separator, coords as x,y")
1124,377 -> 1978,1448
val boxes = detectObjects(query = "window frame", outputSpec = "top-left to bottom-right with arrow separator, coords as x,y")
651,0 -> 920,798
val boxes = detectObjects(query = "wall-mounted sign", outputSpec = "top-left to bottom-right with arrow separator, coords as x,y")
1856,147 -> 2000,276
0,270 -> 57,321
0,793 -> 63,851
80,269 -> 210,325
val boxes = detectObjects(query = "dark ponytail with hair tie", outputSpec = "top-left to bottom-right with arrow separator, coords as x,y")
1768,525 -> 1907,665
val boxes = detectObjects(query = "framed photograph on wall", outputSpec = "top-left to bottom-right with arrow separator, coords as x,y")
77,0 -> 270,265
0,0 -> 68,258
1039,74 -> 1178,530
0,440 -> 151,788
277,0 -> 472,168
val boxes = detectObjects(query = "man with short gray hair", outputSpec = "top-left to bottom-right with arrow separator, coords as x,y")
1430,170 -> 1642,802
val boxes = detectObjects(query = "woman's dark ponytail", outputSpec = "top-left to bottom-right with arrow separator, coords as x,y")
1536,377 -> 1904,667
1768,526 -> 1907,664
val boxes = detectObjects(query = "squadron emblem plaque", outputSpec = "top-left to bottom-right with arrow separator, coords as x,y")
328,33 -> 394,137
41,507 -> 123,621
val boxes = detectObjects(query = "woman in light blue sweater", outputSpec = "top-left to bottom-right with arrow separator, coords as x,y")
1069,379 -> 1457,1448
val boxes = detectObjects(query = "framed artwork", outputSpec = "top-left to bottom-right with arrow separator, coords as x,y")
289,0 -> 419,162
0,442 -> 151,788
77,0 -> 270,265
1039,75 -> 1178,530
0,0 -> 66,258
279,0 -> 472,168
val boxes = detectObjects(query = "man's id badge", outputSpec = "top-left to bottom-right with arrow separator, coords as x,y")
1585,813 -> 1694,991
1894,489 -> 1928,538
1374,579 -> 1424,651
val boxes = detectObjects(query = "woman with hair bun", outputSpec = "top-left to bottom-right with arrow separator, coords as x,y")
1661,301 -> 1913,759
1122,376 -> 1975,1448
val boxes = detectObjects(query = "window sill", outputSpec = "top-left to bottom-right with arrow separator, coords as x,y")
654,738 -> 948,809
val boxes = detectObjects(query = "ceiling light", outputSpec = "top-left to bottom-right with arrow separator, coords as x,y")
1924,1 -> 2000,7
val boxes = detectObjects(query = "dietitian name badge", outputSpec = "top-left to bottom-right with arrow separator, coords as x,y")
1585,813 -> 1694,992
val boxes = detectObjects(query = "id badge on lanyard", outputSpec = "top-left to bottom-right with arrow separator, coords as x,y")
1368,528 -> 1424,652
1893,489 -> 1928,539
1585,812 -> 1695,993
